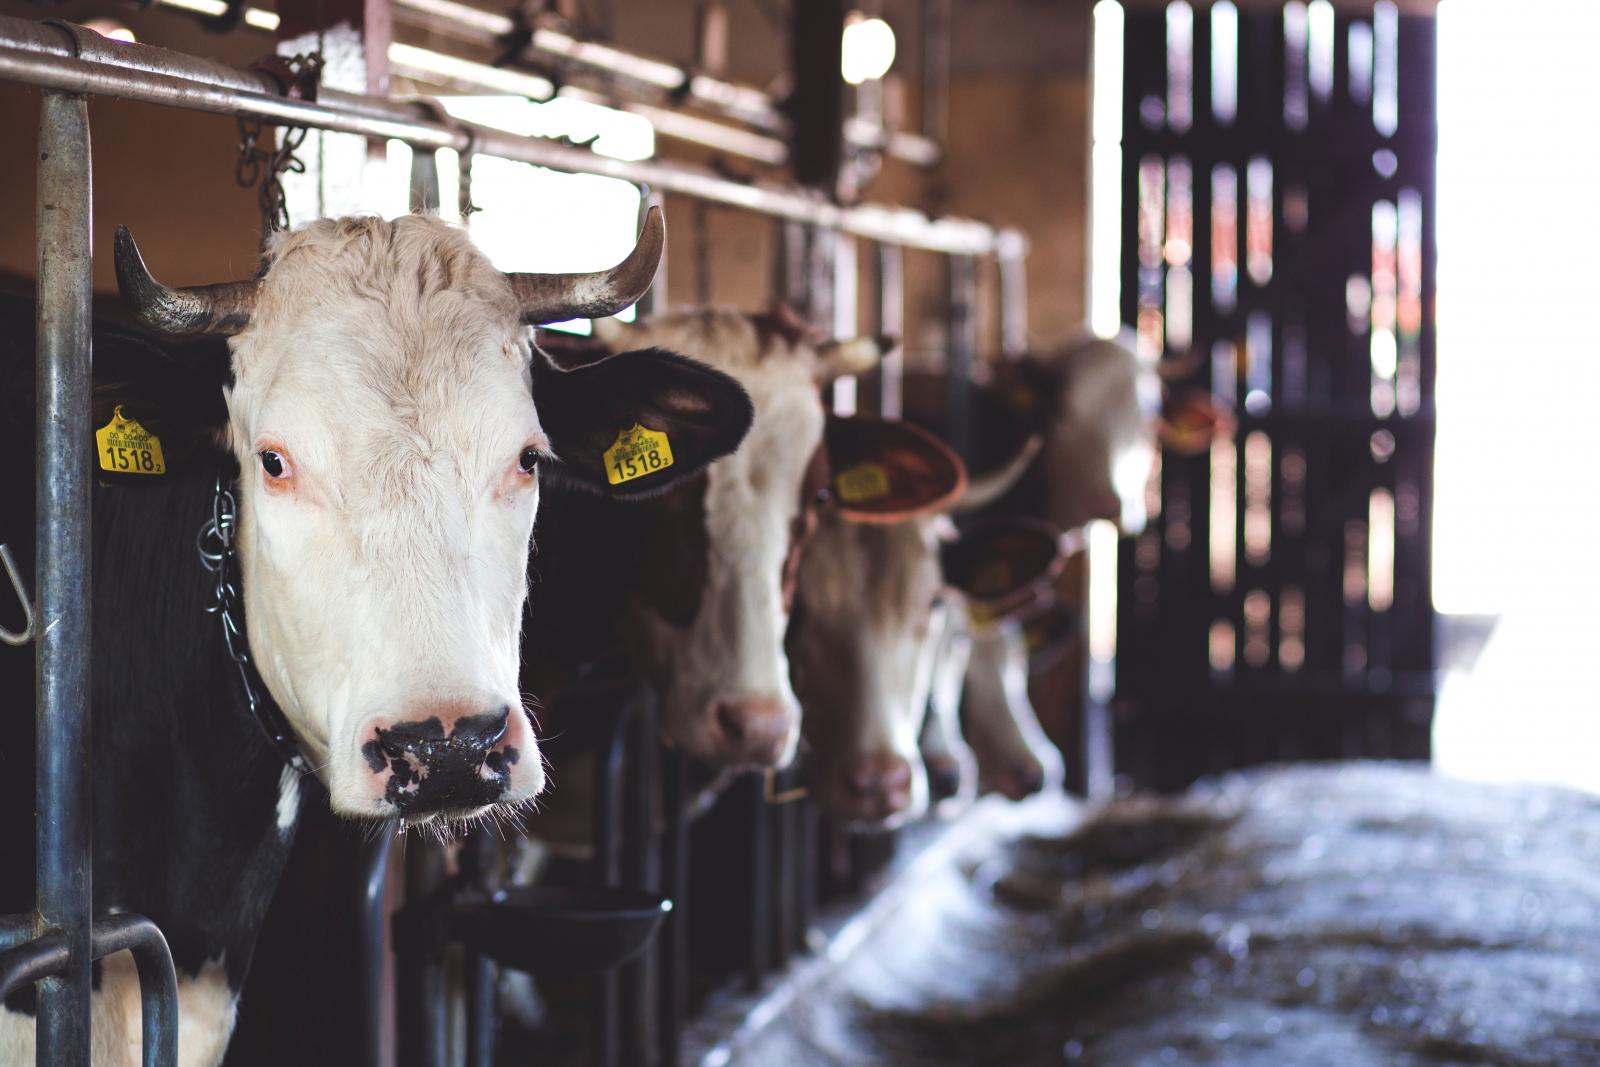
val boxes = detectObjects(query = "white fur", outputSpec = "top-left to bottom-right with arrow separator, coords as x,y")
601,310 -> 881,766
963,620 -> 1066,797
792,515 -> 949,823
226,216 -> 545,815
1038,331 -> 1159,534
0,955 -> 236,1067
276,764 -> 301,836
920,612 -> 977,807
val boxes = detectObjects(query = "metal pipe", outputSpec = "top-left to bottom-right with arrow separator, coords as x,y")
0,17 -> 1022,257
91,914 -> 180,1067
388,0 -> 941,165
945,254 -> 977,465
34,88 -> 94,1067
0,931 -> 68,1003
998,236 -> 1030,357
358,827 -> 396,1067
876,242 -> 905,418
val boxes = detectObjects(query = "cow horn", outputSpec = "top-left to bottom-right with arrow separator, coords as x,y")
508,204 -> 665,325
951,435 -> 1042,515
114,226 -> 260,337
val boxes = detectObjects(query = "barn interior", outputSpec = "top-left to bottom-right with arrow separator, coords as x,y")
0,1 -> 1595,1065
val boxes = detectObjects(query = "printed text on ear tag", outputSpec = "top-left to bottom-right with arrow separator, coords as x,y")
835,462 -> 890,504
96,406 -> 166,475
604,424 -> 674,485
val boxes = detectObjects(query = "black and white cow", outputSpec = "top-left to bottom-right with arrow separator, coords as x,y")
0,208 -> 751,1064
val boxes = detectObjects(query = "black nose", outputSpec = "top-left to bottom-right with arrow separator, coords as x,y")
367,707 -> 517,815
926,759 -> 964,801
377,709 -> 509,764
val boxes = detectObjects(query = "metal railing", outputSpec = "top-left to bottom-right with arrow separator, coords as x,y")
0,15 -> 1031,1064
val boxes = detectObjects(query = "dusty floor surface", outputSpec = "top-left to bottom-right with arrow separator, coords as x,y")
713,763 -> 1600,1066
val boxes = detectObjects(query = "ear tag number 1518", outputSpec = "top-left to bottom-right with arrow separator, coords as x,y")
604,424 -> 674,486
96,405 -> 166,476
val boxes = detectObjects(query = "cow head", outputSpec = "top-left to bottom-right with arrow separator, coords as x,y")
592,307 -> 889,768
116,208 -> 747,822
989,331 -> 1226,535
790,416 -> 1009,828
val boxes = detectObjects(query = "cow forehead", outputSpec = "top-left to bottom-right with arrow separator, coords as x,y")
806,517 -> 942,623
226,216 -> 540,464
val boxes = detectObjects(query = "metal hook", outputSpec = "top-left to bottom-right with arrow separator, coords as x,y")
0,544 -> 35,647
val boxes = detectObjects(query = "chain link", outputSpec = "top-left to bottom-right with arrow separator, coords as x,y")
197,476 -> 313,775
236,52 -> 323,242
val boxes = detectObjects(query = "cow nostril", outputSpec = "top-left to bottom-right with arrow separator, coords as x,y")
1019,769 -> 1047,797
714,703 -> 747,746
377,707 -> 510,763
451,708 -> 511,752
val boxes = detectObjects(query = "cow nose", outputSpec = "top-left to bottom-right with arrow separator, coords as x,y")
837,754 -> 915,822
709,697 -> 794,767
925,756 -> 965,801
993,761 -> 1047,802
366,705 -> 522,814
377,708 -> 509,762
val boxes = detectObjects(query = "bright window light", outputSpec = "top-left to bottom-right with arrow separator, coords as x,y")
81,18 -> 135,42
1432,0 -> 1600,794
841,14 -> 896,85
437,97 -> 649,333
1089,1 -> 1125,339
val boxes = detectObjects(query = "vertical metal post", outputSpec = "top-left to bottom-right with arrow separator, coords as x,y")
359,827 -> 396,1067
638,189 -> 665,316
657,752 -> 689,1067
876,242 -> 905,418
997,237 -> 1029,357
34,89 -> 93,1067
830,232 -> 859,414
922,0 -> 951,146
945,254 -> 978,465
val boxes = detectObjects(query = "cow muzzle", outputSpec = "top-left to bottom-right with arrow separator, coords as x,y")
829,752 -> 916,827
704,695 -> 796,768
361,703 -> 537,815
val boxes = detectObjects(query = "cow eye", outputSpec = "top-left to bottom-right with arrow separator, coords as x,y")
518,447 -> 541,476
259,449 -> 289,479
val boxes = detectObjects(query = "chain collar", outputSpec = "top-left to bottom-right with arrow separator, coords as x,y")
197,476 -> 313,777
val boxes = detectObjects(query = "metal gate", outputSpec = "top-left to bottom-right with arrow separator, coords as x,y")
1114,1 -> 1438,791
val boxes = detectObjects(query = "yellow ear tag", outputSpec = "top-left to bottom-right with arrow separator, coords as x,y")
971,558 -> 1015,599
95,406 -> 166,475
835,462 -> 890,504
603,424 -> 674,486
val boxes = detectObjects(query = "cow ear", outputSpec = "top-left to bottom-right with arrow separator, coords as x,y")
824,414 -> 966,523
943,516 -> 1068,618
531,346 -> 754,499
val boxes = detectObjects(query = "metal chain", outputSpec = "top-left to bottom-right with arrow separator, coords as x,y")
236,52 -> 323,243
197,476 -> 313,775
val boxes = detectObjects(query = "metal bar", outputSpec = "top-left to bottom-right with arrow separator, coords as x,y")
34,88 -> 93,1067
359,827 -> 396,1067
997,237 -> 1029,356
91,915 -> 180,1067
945,254 -> 978,465
619,695 -> 655,1064
657,752 -> 689,1067
0,931 -> 68,1003
397,840 -> 448,1067
0,17 -> 1020,257
387,0 -> 941,166
876,242 -> 905,418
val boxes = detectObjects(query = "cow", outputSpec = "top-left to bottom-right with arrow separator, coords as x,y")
0,207 -> 753,1066
523,306 -> 894,773
788,428 -> 1053,828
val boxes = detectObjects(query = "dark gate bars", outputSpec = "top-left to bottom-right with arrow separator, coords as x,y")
1114,3 -> 1438,792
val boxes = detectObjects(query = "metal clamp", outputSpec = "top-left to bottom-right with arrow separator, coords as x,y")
0,544 -> 33,647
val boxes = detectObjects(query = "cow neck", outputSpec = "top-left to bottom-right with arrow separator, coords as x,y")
198,474 -> 314,777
